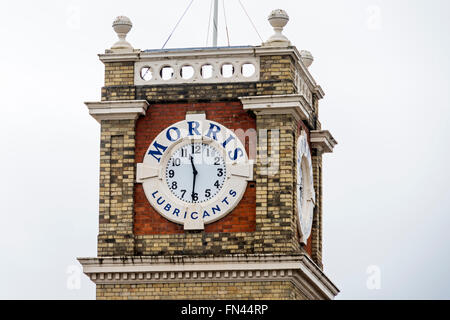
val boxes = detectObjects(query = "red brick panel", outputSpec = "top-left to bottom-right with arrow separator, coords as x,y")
134,102 -> 256,235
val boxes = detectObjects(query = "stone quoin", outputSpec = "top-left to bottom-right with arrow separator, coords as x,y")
79,8 -> 339,300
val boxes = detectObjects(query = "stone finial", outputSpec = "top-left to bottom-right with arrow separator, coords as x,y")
111,16 -> 133,51
264,9 -> 291,47
300,50 -> 314,68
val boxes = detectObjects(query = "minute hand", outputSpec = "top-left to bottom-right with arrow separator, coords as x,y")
190,156 -> 198,201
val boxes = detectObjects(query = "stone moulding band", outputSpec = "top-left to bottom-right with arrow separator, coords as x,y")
240,94 -> 313,123
310,130 -> 338,154
85,100 -> 149,122
77,254 -> 339,300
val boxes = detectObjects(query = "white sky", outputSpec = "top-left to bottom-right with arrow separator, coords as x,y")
0,0 -> 449,299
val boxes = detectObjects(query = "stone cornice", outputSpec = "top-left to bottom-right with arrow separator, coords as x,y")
98,50 -> 141,63
310,130 -> 338,154
78,254 -> 339,300
313,85 -> 325,100
85,100 -> 149,123
240,94 -> 313,124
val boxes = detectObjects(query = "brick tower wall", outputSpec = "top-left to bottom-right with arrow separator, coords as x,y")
93,53 -> 326,299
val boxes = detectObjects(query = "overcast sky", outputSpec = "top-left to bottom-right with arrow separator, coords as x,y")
1,0 -> 449,300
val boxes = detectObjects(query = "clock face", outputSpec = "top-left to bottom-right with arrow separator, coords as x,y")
136,113 -> 253,230
165,142 -> 227,204
296,130 -> 315,244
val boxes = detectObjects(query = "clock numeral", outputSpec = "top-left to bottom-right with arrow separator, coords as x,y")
173,158 -> 181,166
214,157 -> 220,165
171,181 -> 178,190
168,170 -> 175,178
192,193 -> 198,202
205,189 -> 211,198
217,168 -> 224,177
181,189 -> 186,198
181,148 -> 187,157
214,180 -> 220,188
194,145 -> 201,154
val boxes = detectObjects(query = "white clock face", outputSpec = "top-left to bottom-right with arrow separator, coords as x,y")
165,142 -> 227,204
296,130 -> 315,244
136,113 -> 253,230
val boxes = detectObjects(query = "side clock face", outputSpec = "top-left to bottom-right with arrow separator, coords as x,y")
137,113 -> 253,230
165,142 -> 227,203
296,130 -> 316,244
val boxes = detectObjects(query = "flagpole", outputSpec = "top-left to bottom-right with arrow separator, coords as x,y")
213,0 -> 219,47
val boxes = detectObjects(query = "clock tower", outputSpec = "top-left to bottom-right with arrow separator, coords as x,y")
79,10 -> 339,300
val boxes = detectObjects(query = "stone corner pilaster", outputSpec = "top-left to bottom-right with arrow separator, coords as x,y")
88,100 -> 149,256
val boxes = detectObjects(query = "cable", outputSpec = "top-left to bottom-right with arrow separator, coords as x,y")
222,0 -> 230,46
206,0 -> 213,46
237,0 -> 263,43
162,0 -> 195,49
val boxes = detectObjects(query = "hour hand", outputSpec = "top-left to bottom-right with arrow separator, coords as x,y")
190,155 -> 198,175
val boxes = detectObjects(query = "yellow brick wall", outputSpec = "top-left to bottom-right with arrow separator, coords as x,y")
96,281 -> 308,300
254,113 -> 302,254
98,119 -> 136,256
104,62 -> 134,86
311,152 -> 323,268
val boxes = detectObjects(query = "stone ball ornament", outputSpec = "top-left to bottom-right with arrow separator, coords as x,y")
268,9 -> 290,28
300,50 -> 314,68
265,9 -> 291,46
111,16 -> 133,50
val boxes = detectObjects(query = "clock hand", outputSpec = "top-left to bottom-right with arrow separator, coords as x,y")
190,154 -> 198,175
190,155 -> 198,201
